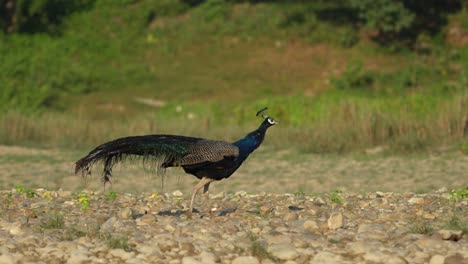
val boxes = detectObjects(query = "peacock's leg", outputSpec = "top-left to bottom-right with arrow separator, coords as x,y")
203,182 -> 211,197
203,182 -> 212,215
188,177 -> 214,218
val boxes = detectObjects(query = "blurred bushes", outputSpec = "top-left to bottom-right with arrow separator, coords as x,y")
349,0 -> 462,44
0,0 -> 95,34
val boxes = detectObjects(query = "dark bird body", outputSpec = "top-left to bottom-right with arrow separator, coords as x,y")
75,108 -> 278,217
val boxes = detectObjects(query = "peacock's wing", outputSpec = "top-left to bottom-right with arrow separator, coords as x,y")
174,140 -> 239,166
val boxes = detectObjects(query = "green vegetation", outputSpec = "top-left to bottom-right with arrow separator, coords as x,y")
40,213 -> 65,229
445,214 -> 468,233
106,191 -> 118,201
329,190 -> 344,204
449,187 -> 468,202
409,221 -> 434,235
0,0 -> 467,154
77,193 -> 90,211
101,233 -> 132,252
15,184 -> 36,198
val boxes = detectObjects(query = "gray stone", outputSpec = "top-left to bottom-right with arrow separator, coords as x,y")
101,217 -> 123,232
327,212 -> 344,230
269,243 -> 298,260
231,256 -> 260,264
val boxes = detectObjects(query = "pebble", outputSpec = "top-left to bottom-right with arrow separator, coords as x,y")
269,243 -> 298,260
436,229 -> 464,241
0,190 -> 466,263
327,212 -> 344,230
118,208 -> 133,219
408,197 -> 425,204
303,220 -> 319,233
429,255 -> 445,264
173,190 -> 183,197
310,251 -> 343,263
284,212 -> 299,221
231,256 -> 260,264
313,197 -> 326,206
109,248 -> 134,260
181,256 -> 201,264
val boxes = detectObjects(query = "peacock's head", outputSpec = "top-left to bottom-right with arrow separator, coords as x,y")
256,107 -> 279,127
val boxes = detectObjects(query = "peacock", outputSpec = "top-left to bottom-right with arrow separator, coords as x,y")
74,107 -> 278,217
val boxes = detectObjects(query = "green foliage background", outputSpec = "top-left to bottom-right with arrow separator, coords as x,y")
0,0 -> 467,152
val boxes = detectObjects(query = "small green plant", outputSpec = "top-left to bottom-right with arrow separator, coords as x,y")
77,193 -> 90,211
41,191 -> 53,200
15,184 -> 36,198
449,187 -> 468,202
6,192 -> 13,206
103,233 -> 132,251
40,213 -> 65,229
329,190 -> 344,204
106,191 -> 118,201
410,221 -> 434,235
294,189 -> 306,197
61,227 -> 87,241
445,214 -> 468,233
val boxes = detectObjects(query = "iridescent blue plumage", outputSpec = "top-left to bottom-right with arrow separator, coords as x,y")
74,108 -> 278,217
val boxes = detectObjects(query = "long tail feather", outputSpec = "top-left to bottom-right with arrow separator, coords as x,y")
74,135 -> 202,182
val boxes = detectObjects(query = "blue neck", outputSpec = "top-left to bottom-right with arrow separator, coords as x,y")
233,119 -> 272,158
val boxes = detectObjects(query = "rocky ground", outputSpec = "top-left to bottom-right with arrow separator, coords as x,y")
0,188 -> 466,264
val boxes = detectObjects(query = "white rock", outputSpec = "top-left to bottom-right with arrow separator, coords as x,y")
309,251 -> 343,264
327,212 -> 344,230
269,243 -> 298,260
231,256 -> 260,264
429,255 -> 445,264
182,256 -> 201,264
173,190 -> 183,197
8,223 -> 24,236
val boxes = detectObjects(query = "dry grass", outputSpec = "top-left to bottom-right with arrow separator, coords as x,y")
0,93 -> 466,153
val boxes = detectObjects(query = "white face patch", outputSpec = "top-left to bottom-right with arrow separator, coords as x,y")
267,118 -> 277,125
